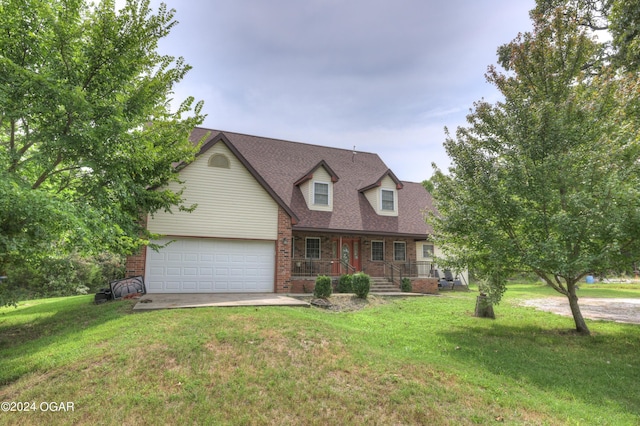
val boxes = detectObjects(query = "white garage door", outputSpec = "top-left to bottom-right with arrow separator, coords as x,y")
145,238 -> 275,293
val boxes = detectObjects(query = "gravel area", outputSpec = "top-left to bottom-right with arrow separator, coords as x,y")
520,297 -> 640,324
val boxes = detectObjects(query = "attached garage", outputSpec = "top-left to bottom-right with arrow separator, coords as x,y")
145,238 -> 275,293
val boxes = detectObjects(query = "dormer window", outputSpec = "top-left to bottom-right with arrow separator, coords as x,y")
381,189 -> 395,211
314,182 -> 329,205
295,161 -> 338,212
359,170 -> 402,217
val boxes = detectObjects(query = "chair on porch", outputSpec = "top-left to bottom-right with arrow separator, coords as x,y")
444,269 -> 466,290
437,269 -> 451,290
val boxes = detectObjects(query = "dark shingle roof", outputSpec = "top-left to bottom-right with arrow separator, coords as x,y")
189,128 -> 434,238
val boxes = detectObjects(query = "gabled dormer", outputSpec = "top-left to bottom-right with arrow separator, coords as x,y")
359,170 -> 403,217
295,160 -> 339,212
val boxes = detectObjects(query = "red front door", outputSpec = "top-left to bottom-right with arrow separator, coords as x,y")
332,238 -> 361,274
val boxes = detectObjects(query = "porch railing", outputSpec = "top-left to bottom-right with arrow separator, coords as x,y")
291,258 -> 355,277
404,261 -> 436,278
384,261 -> 435,284
384,262 -> 403,287
291,259 -> 435,279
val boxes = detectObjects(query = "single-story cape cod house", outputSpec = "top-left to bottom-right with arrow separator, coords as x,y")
126,128 -> 462,293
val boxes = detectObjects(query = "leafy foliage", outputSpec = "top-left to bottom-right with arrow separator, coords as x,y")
430,1 -> 640,335
352,273 -> 371,299
336,274 -> 353,293
401,277 -> 412,292
0,0 -> 205,302
3,252 -> 124,300
313,275 -> 332,299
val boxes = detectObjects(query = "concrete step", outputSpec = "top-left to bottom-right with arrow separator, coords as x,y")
370,283 -> 400,291
354,277 -> 400,292
370,278 -> 392,284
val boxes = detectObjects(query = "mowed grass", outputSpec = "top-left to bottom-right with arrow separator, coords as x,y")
1,284 -> 639,425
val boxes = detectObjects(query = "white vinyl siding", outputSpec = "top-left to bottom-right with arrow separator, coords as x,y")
363,175 -> 398,216
147,142 -> 279,240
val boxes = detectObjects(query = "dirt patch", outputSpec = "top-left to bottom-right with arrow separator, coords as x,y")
309,294 -> 389,312
520,297 -> 640,324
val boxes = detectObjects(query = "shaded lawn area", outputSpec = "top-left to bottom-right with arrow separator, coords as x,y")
0,284 -> 639,425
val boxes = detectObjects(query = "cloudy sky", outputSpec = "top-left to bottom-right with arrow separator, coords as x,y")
136,0 -> 535,182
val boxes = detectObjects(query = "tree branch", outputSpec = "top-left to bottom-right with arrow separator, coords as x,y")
535,269 -> 568,296
32,154 -> 63,189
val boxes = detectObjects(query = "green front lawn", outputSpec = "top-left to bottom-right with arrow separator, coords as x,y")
1,284 -> 639,425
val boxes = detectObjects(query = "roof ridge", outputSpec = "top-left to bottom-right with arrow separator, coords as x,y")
194,126 -> 380,157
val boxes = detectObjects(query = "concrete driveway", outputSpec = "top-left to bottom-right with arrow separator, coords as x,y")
133,293 -> 309,310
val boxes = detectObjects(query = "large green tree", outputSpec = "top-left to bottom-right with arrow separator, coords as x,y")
431,1 -> 640,335
0,0 -> 204,284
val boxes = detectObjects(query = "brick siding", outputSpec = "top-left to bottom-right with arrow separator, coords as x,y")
410,278 -> 438,294
291,231 -> 417,277
125,244 -> 147,278
275,206 -> 293,293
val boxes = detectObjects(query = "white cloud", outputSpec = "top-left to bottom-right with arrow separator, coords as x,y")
137,0 -> 535,180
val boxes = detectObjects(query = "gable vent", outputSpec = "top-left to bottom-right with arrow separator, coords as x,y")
209,154 -> 230,168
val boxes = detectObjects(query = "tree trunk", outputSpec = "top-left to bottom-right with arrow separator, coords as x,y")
474,294 -> 495,319
567,281 -> 590,335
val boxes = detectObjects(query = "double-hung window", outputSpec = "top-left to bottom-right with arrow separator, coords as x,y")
422,244 -> 434,258
314,182 -> 329,206
306,237 -> 321,259
393,242 -> 406,261
371,241 -> 384,261
381,189 -> 395,211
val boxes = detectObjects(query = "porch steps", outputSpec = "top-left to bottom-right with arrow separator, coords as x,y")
369,277 -> 400,293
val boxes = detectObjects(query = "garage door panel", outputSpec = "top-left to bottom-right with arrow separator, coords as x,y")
198,281 -> 213,290
166,281 -> 181,290
149,251 -> 166,261
184,253 -> 198,262
215,281 -> 229,290
147,281 -> 163,291
167,267 -> 182,276
183,281 -> 197,290
145,238 -> 275,293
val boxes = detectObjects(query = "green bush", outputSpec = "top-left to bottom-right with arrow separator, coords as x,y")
313,275 -> 333,298
352,273 -> 370,299
401,277 -> 412,292
337,274 -> 353,293
3,252 -> 125,300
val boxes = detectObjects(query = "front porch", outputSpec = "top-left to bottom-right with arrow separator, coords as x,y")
289,259 -> 438,294
288,232 -> 439,293
290,258 -> 437,280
